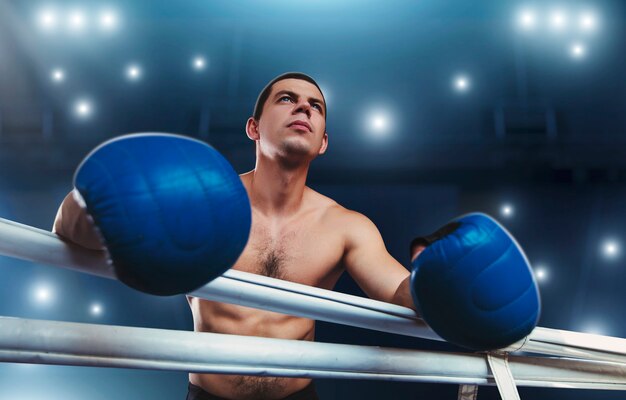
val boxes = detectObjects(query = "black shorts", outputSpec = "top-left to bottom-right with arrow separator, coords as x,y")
186,382 -> 319,400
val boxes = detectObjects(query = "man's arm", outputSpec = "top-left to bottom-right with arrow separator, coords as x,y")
341,210 -> 415,310
53,191 -> 105,250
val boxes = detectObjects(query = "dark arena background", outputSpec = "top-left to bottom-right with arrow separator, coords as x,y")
1,0 -> 625,399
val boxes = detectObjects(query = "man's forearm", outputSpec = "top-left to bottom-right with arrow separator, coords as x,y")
53,191 -> 105,251
391,275 -> 418,313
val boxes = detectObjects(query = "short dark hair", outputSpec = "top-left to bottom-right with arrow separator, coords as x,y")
252,72 -> 326,121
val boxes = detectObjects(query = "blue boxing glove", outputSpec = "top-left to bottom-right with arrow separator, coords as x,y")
410,213 -> 540,351
74,133 -> 251,296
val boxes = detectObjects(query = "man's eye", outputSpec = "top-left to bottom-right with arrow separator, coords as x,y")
279,96 -> 293,102
312,103 -> 322,112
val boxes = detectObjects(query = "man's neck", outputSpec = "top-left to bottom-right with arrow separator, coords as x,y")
247,155 -> 310,217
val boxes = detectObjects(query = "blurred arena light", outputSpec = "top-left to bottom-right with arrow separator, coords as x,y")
126,64 -> 142,81
549,10 -> 568,31
368,112 -> 391,138
500,203 -> 514,218
372,115 -> 386,130
515,7 -> 601,37
37,9 -> 58,31
192,56 -> 207,71
32,283 -> 54,306
453,74 -> 470,93
517,9 -> 536,31
36,7 -> 122,35
579,12 -> 596,32
569,42 -> 586,59
67,10 -> 86,32
99,10 -> 118,31
74,99 -> 93,119
90,303 -> 103,317
51,68 -> 65,83
601,239 -> 620,259
534,265 -> 548,283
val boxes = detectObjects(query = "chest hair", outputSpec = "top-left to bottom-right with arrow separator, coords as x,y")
259,247 -> 287,279
252,228 -> 298,280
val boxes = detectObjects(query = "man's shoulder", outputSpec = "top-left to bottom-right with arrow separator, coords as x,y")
305,188 -> 370,227
305,187 -> 339,210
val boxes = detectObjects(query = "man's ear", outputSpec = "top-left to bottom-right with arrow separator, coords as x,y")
318,132 -> 329,155
246,117 -> 260,141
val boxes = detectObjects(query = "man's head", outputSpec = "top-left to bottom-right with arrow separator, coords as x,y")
246,72 -> 329,165
252,72 -> 327,121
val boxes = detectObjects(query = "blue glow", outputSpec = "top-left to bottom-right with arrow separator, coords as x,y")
581,322 -> 608,336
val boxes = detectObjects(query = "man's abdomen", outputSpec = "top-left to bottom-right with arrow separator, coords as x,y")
189,299 -> 315,400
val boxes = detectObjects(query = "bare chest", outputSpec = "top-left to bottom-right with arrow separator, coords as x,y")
232,214 -> 344,288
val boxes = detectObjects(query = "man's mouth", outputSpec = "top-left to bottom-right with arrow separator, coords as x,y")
288,120 -> 312,132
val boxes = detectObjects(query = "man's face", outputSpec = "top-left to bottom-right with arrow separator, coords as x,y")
249,78 -> 328,163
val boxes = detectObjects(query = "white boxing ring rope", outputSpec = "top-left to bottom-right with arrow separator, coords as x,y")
1,217 -> 624,363
1,316 -> 625,391
0,217 -> 625,393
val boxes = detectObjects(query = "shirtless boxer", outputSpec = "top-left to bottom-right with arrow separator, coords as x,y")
53,73 -> 415,400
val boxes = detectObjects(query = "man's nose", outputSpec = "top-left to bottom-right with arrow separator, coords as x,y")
294,100 -> 311,117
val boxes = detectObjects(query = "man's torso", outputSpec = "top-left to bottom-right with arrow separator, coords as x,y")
188,184 -> 348,399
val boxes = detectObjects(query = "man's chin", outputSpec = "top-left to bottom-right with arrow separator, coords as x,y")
281,140 -> 313,157
276,142 -> 319,167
